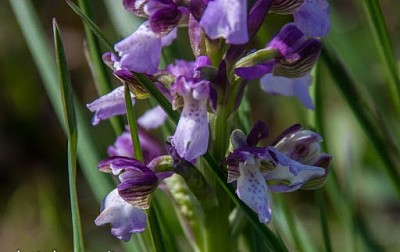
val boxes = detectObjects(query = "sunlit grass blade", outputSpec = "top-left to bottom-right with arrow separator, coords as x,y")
362,0 -> 400,110
10,0 -> 114,202
321,42 -> 400,198
124,85 -> 143,161
53,19 -> 85,252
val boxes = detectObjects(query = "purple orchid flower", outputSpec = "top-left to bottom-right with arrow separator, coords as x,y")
169,57 -> 213,161
199,0 -> 249,44
95,189 -> 147,241
226,121 -> 330,223
95,154 -> 174,241
235,23 -> 321,109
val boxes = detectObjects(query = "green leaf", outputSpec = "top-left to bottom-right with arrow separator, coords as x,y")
53,19 -> 85,252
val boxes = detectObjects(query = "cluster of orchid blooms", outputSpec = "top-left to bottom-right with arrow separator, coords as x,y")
87,0 -> 332,243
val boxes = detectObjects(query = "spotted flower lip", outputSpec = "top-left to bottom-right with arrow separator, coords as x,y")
169,57 -> 213,161
226,121 -> 330,223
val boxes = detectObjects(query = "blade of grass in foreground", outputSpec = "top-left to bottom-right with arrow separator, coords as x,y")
53,19 -> 85,252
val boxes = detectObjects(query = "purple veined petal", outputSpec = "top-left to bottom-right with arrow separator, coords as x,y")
266,23 -> 307,57
115,21 -> 162,74
87,86 -> 134,126
200,0 -> 249,44
293,0 -> 330,37
270,123 -> 303,146
148,0 -> 182,36
236,160 -> 272,223
235,60 -> 275,80
264,147 -> 326,192
98,156 -> 149,175
118,166 -> 159,209
137,106 -> 168,130
95,189 -> 147,241
172,94 -> 209,161
260,73 -> 314,109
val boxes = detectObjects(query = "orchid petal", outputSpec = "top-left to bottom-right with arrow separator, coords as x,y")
200,0 -> 249,44
115,21 -> 162,74
260,73 -> 314,109
236,160 -> 271,223
95,189 -> 147,241
293,0 -> 330,37
265,147 -> 326,192
87,86 -> 134,125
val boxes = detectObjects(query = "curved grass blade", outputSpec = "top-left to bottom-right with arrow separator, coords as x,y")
53,19 -> 85,252
321,42 -> 400,198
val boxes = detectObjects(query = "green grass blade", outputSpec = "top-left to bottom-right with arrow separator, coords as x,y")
53,19 -> 85,252
362,0 -> 400,110
124,85 -> 144,161
321,42 -> 400,198
10,0 -> 114,202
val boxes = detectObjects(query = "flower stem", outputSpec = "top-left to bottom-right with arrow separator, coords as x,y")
124,85 -> 143,161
